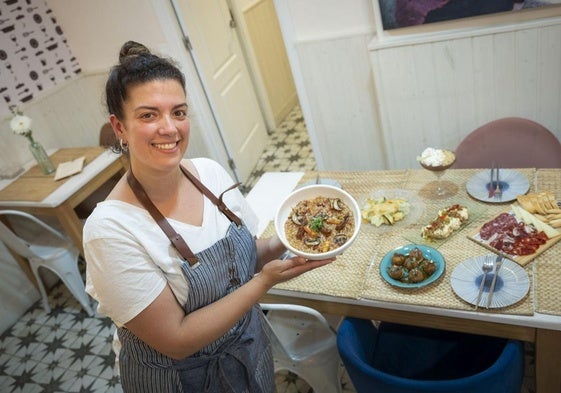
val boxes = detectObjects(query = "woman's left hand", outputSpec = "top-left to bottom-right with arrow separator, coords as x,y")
257,256 -> 335,288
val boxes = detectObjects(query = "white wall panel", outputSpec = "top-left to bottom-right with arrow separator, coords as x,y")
0,73 -> 106,169
371,21 -> 561,169
536,25 -> 561,131
296,34 -> 385,170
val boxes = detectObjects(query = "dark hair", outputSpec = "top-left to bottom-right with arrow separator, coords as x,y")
105,41 -> 186,121
104,41 -> 187,154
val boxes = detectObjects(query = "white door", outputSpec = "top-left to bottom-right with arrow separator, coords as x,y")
171,0 -> 269,182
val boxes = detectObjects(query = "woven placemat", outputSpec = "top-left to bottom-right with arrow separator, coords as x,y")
260,170 -> 410,299
370,169 -> 533,314
361,206 -> 534,315
534,169 -> 561,315
300,170 -> 408,201
259,169 -> 536,314
536,169 -> 561,199
0,147 -> 105,202
262,220 -> 374,299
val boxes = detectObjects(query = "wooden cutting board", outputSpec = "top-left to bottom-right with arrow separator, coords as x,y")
467,208 -> 561,266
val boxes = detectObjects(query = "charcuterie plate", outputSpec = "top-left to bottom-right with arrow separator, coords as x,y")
468,209 -> 561,266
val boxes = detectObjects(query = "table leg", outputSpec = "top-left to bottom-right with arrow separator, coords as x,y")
6,248 -> 40,289
535,328 -> 561,393
55,201 -> 85,255
0,216 -> 39,289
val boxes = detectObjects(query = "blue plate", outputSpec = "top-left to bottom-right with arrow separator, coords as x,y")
380,244 -> 445,288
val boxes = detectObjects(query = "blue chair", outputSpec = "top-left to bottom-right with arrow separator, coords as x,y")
337,317 -> 524,393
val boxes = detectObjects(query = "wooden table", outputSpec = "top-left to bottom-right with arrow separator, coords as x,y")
0,147 -> 126,283
248,170 -> 561,393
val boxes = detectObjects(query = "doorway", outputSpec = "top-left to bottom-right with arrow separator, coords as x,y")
170,0 -> 270,183
227,0 -> 299,131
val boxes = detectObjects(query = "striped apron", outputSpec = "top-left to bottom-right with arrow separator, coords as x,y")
117,182 -> 274,392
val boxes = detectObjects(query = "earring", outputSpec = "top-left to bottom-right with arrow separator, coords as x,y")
119,139 -> 129,152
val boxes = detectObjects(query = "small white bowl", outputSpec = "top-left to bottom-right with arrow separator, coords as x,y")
274,184 -> 362,260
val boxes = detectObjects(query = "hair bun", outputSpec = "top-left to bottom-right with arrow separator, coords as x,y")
119,41 -> 150,63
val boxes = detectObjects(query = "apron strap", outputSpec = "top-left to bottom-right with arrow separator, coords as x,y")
127,169 -> 199,266
180,165 -> 242,227
126,164 -> 243,267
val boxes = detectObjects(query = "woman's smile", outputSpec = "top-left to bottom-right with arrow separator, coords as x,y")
153,141 -> 180,150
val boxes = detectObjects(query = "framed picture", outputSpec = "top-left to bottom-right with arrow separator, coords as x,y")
378,0 -> 561,30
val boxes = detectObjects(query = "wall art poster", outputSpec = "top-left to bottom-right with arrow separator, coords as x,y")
0,0 -> 81,107
379,0 -> 561,30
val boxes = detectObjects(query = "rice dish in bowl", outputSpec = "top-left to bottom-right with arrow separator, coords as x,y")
275,185 -> 362,260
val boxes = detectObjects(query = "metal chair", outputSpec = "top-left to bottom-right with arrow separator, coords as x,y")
337,317 -> 524,393
260,303 -> 342,393
454,117 -> 561,168
0,210 -> 94,315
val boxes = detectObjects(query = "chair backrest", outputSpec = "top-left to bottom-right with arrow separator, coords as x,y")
99,122 -> 117,148
0,210 -> 66,259
337,317 -> 524,393
454,117 -> 561,168
0,217 -> 39,259
260,303 -> 335,359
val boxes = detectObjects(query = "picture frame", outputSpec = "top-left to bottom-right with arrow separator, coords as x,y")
374,0 -> 561,32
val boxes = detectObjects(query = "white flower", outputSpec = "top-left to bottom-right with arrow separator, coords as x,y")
10,114 -> 32,135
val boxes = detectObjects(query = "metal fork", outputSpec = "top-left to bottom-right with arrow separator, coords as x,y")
486,255 -> 504,308
488,162 -> 495,198
475,257 -> 493,309
494,165 -> 502,199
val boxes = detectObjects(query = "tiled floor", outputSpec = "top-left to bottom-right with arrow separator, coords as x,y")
240,105 -> 317,194
0,105 -> 536,392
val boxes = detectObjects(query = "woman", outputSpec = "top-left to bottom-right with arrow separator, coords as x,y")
83,41 -> 334,392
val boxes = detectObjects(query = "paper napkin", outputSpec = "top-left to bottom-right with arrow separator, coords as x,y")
54,156 -> 85,181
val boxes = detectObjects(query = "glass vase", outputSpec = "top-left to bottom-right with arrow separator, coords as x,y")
28,139 -> 55,175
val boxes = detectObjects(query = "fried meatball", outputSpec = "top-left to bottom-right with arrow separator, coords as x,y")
408,268 -> 425,283
421,259 -> 436,276
403,256 -> 419,271
391,253 -> 406,266
409,247 -> 424,261
388,265 -> 404,280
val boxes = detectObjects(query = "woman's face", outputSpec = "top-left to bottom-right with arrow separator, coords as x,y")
111,79 -> 190,174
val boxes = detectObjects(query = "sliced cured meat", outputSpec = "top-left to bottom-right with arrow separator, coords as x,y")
479,212 -> 548,256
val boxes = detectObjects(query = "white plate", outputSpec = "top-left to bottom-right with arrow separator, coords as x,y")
450,255 -> 530,309
361,189 -> 424,228
274,184 -> 362,260
466,169 -> 529,203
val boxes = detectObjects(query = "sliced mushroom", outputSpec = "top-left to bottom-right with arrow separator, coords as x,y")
304,237 -> 321,246
333,233 -> 348,246
331,198 -> 343,211
291,212 -> 305,226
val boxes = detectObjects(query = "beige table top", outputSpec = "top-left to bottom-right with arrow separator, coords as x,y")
0,147 -> 106,203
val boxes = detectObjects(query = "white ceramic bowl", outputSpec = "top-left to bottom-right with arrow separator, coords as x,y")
274,184 -> 362,260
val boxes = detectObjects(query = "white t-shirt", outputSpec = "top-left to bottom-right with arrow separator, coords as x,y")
83,158 -> 258,327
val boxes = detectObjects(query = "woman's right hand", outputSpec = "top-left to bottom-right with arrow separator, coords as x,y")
256,256 -> 335,288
